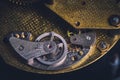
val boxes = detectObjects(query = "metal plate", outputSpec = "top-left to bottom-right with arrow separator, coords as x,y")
47,0 -> 120,29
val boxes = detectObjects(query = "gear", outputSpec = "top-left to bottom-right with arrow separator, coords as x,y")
35,32 -> 68,67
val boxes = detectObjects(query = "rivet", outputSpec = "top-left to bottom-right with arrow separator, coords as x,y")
19,45 -> 24,51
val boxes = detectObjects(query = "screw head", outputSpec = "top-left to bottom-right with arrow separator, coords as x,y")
99,41 -> 107,49
19,45 -> 24,51
97,41 -> 109,51
108,15 -> 120,27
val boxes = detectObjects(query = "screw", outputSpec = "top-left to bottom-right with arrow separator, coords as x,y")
99,41 -> 107,50
19,45 -> 24,51
109,15 -> 120,27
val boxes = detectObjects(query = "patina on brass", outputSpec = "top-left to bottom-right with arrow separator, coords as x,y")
0,0 -> 120,74
46,0 -> 120,29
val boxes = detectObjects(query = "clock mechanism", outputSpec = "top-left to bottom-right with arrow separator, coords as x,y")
0,0 -> 120,74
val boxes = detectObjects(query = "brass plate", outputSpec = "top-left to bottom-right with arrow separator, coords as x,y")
47,0 -> 120,29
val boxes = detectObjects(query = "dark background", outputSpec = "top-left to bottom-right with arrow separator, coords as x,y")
0,41 -> 120,80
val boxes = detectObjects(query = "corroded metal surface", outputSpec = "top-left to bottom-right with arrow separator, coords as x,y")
0,0 -> 120,74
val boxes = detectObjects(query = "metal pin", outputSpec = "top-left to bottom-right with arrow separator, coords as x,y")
15,34 -> 20,38
21,32 -> 25,38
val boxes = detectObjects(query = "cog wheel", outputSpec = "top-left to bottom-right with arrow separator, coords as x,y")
35,32 -> 68,67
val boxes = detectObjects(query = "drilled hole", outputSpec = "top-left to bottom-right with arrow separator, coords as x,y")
81,1 -> 86,5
